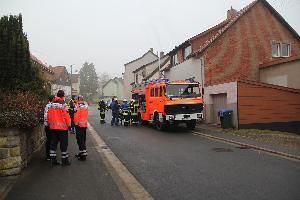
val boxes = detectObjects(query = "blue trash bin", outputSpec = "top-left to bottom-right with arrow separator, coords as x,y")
218,109 -> 233,128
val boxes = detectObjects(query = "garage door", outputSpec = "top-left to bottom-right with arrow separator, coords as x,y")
211,93 -> 227,124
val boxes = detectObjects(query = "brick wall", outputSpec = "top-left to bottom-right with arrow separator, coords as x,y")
203,1 -> 300,86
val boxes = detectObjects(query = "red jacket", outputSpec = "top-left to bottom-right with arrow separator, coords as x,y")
74,101 -> 88,128
47,97 -> 71,131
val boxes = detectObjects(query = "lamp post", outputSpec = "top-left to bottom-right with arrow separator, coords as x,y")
70,64 -> 75,96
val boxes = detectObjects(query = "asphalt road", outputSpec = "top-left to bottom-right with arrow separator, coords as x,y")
89,106 -> 300,200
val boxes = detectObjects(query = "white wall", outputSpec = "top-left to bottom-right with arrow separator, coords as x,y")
123,51 -> 158,100
204,81 -> 238,127
164,58 -> 203,85
51,84 -> 71,96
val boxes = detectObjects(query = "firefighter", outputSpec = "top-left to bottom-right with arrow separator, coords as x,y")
98,99 -> 107,124
47,90 -> 71,166
110,98 -> 119,126
74,95 -> 89,161
43,95 -> 55,161
130,99 -> 139,125
67,95 -> 76,134
121,99 -> 130,126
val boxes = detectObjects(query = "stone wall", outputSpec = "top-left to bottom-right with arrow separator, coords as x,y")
0,125 -> 45,176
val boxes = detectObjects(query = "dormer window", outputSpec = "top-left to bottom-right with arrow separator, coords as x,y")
184,45 -> 192,60
272,42 -> 291,58
171,54 -> 178,66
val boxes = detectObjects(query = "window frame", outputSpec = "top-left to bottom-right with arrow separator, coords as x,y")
184,45 -> 192,60
281,43 -> 291,57
271,42 -> 291,58
155,87 -> 159,97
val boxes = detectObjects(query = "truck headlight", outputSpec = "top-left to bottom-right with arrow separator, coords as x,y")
197,114 -> 202,118
169,116 -> 174,120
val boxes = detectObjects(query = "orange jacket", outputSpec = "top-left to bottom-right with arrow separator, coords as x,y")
47,97 -> 71,131
74,101 -> 88,128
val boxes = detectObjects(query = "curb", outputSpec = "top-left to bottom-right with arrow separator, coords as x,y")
192,131 -> 300,161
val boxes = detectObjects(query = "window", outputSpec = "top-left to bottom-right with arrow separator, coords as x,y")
155,87 -> 159,97
184,45 -> 192,60
150,88 -> 154,97
135,74 -> 139,83
272,43 -> 280,57
281,43 -> 290,57
272,42 -> 291,58
171,54 -> 178,66
159,86 -> 163,97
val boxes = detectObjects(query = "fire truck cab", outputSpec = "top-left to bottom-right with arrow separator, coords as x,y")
133,78 -> 203,130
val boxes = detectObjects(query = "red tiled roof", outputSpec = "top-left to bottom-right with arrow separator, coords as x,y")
259,55 -> 300,69
51,66 -> 67,80
30,54 -> 54,74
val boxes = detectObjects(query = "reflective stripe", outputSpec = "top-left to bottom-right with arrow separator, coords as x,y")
80,150 -> 87,153
75,122 -> 88,125
62,152 -> 68,155
62,155 -> 69,158
81,152 -> 87,156
48,122 -> 68,127
50,153 -> 56,157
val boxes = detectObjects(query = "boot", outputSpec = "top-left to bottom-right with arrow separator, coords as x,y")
62,158 -> 71,166
50,157 -> 60,167
79,155 -> 87,161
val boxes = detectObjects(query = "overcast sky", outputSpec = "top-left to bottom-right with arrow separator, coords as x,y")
1,0 -> 299,77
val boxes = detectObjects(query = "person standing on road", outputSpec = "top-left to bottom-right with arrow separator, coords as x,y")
130,99 -> 139,125
110,98 -> 119,126
43,95 -> 55,161
47,90 -> 71,166
74,95 -> 89,161
67,95 -> 76,134
98,99 -> 107,124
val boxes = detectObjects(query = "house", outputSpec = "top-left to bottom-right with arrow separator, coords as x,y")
50,66 -> 71,96
163,0 -> 300,132
132,52 -> 170,85
123,48 -> 158,100
71,74 -> 80,95
30,54 -> 55,92
102,77 -> 124,101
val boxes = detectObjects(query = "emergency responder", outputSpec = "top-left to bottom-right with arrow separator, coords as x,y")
43,95 -> 55,161
67,95 -> 76,134
74,95 -> 89,161
98,99 -> 107,124
130,99 -> 139,125
121,99 -> 130,126
110,98 -> 119,126
47,90 -> 71,166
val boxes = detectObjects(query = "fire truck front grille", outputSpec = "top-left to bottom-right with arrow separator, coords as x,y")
164,104 -> 203,115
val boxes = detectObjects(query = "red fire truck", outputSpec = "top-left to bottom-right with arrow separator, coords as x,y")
132,78 -> 204,130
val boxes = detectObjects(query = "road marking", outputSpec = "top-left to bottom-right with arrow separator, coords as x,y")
192,131 -> 300,162
88,123 -> 154,200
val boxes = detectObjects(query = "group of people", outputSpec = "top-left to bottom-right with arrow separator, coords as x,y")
44,90 -> 89,167
98,98 -> 139,126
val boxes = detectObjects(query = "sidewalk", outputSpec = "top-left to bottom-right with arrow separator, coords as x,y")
1,132 -> 123,200
195,123 -> 300,158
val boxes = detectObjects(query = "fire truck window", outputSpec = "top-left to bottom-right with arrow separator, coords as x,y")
155,87 -> 159,97
160,86 -> 163,97
150,88 -> 154,97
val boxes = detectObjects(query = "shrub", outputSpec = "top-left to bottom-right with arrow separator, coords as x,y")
0,91 -> 46,129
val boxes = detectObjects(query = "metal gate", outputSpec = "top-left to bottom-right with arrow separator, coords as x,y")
211,93 -> 227,124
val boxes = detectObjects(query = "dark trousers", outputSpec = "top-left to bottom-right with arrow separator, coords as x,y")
75,126 -> 87,155
50,130 -> 69,160
111,112 -> 119,125
45,126 -> 51,158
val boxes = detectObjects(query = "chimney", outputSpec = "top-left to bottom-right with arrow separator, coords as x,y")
150,48 -> 153,53
227,6 -> 237,20
160,51 -> 164,58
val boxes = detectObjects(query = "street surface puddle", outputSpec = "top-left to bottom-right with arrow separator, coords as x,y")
212,147 -> 233,152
